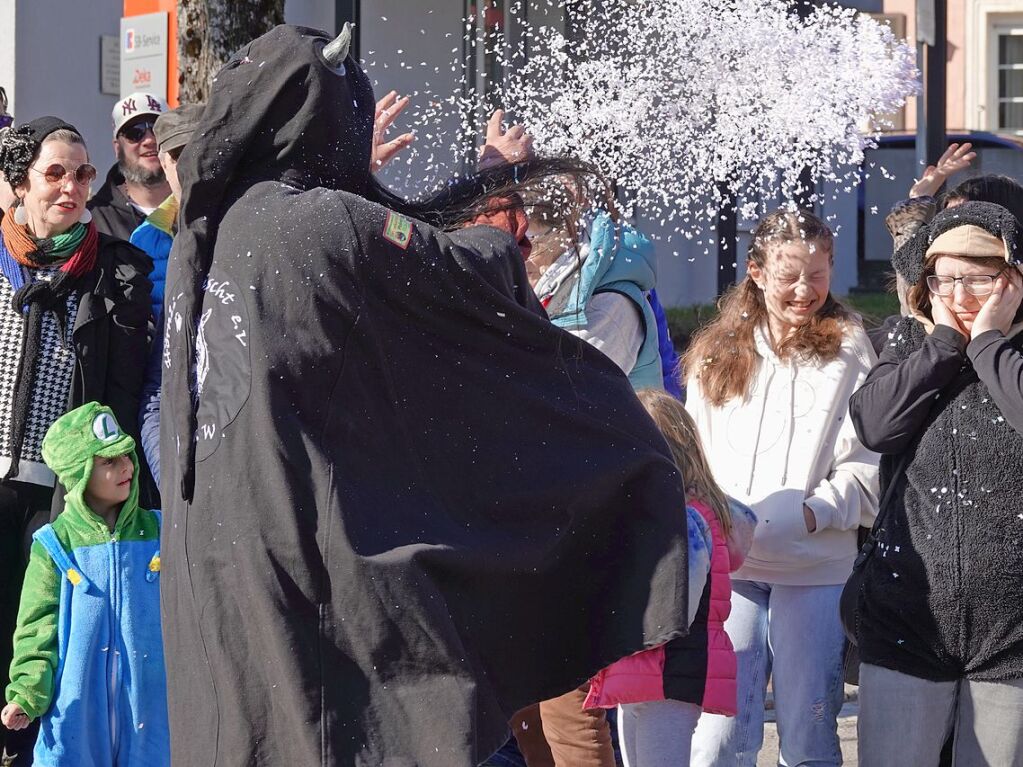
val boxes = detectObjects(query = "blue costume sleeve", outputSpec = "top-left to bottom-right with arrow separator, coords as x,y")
139,310 -> 163,488
648,289 -> 683,400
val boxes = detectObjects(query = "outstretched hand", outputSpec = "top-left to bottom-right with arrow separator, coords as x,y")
909,142 -> 975,199
478,109 -> 535,171
371,91 -> 415,172
1,702 -> 29,730
972,269 -> 1023,338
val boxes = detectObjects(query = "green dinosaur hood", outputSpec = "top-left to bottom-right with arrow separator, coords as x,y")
41,402 -> 140,532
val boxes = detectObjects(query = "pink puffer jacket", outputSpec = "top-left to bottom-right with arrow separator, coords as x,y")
585,498 -> 750,715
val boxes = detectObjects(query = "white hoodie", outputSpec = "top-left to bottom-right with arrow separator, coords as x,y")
686,322 -> 880,585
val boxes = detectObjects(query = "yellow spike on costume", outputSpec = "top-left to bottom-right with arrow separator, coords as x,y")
149,556 -> 161,573
67,569 -> 82,586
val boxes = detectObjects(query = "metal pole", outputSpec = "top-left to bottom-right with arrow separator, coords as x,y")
926,0 -> 947,166
334,0 -> 360,59
916,0 -> 947,172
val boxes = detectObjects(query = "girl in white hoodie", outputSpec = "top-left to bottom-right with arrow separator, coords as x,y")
683,209 -> 879,767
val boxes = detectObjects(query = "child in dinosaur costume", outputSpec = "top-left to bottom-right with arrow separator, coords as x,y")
2,402 -> 167,766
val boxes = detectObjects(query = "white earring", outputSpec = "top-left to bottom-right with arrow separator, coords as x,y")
78,207 -> 92,224
12,205 -> 27,225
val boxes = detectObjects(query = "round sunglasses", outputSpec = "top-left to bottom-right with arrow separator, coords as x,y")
118,120 -> 157,144
29,162 -> 98,187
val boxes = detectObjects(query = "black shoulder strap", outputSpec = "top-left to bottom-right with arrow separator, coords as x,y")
852,450 -> 911,570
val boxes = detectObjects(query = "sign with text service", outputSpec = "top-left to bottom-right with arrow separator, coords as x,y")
120,12 -> 168,100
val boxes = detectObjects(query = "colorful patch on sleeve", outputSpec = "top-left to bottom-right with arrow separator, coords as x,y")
382,211 -> 413,250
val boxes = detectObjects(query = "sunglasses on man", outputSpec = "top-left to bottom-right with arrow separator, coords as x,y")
118,120 -> 157,144
29,163 -> 98,186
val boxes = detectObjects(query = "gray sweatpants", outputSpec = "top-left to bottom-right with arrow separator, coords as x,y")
858,663 -> 1023,766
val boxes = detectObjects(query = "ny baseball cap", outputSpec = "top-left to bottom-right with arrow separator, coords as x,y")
112,92 -> 168,137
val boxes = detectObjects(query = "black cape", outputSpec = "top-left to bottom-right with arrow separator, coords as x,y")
161,25 -> 689,766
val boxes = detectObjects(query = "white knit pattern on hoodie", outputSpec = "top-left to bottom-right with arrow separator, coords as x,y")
686,322 -> 880,586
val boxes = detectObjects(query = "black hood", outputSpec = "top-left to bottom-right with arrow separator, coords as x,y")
178,24 -> 374,199
893,200 -> 1023,285
171,24 -> 375,499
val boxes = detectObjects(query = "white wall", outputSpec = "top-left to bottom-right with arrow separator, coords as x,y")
11,0 -> 123,175
284,0 -> 335,33
359,0 -> 468,198
0,2 -> 15,119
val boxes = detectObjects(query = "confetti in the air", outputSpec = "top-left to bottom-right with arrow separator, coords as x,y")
374,0 -> 919,237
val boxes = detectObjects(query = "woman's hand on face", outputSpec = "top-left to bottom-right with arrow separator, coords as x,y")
909,142 -> 975,199
972,269 -> 1023,339
803,505 -> 817,533
930,294 -> 970,338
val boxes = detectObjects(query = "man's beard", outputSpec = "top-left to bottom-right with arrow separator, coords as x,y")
117,144 -> 165,187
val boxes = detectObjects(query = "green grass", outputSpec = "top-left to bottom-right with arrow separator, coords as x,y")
665,291 -> 900,351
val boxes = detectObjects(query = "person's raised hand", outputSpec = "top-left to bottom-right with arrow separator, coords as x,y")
972,268 -> 1023,338
478,109 -> 534,171
909,142 -> 976,199
1,702 -> 29,730
371,91 -> 415,173
930,293 -> 969,339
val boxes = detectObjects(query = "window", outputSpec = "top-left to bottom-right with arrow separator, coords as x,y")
995,26 -> 1023,134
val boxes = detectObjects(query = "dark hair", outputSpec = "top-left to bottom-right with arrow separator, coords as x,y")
366,156 -> 614,234
941,175 -> 1023,223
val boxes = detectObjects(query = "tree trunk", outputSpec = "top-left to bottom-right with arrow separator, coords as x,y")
178,0 -> 285,103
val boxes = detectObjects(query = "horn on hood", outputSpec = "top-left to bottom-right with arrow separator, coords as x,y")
323,23 -> 352,66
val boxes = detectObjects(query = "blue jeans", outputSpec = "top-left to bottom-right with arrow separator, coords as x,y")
691,580 -> 845,767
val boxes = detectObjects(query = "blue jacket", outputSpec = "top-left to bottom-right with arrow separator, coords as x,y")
128,196 -> 176,320
549,213 -> 662,390
649,289 -> 683,399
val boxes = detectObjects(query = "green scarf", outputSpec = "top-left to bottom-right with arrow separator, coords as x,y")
40,222 -> 88,262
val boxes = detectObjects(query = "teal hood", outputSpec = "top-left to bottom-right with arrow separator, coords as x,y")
549,212 -> 663,390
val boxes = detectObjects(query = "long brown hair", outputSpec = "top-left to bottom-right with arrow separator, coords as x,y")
907,251 -> 1010,322
637,389 -> 731,536
682,209 -> 851,406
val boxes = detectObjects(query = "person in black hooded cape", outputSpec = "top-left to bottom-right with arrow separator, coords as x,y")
161,24 -> 689,767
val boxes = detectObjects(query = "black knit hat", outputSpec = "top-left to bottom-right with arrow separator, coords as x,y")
893,200 -> 1023,285
0,116 -> 81,189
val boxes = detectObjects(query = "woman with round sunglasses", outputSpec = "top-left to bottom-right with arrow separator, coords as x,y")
849,201 -> 1023,765
0,116 -> 152,762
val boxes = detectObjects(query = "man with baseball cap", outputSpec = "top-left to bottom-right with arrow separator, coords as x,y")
130,103 -> 203,509
129,102 -> 203,319
88,92 -> 171,241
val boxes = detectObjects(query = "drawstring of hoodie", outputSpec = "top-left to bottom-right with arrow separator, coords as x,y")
746,366 -> 775,496
781,362 -> 797,486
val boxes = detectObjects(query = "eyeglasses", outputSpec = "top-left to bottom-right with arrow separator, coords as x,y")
118,120 -> 157,143
926,271 -> 1006,297
29,163 -> 98,186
